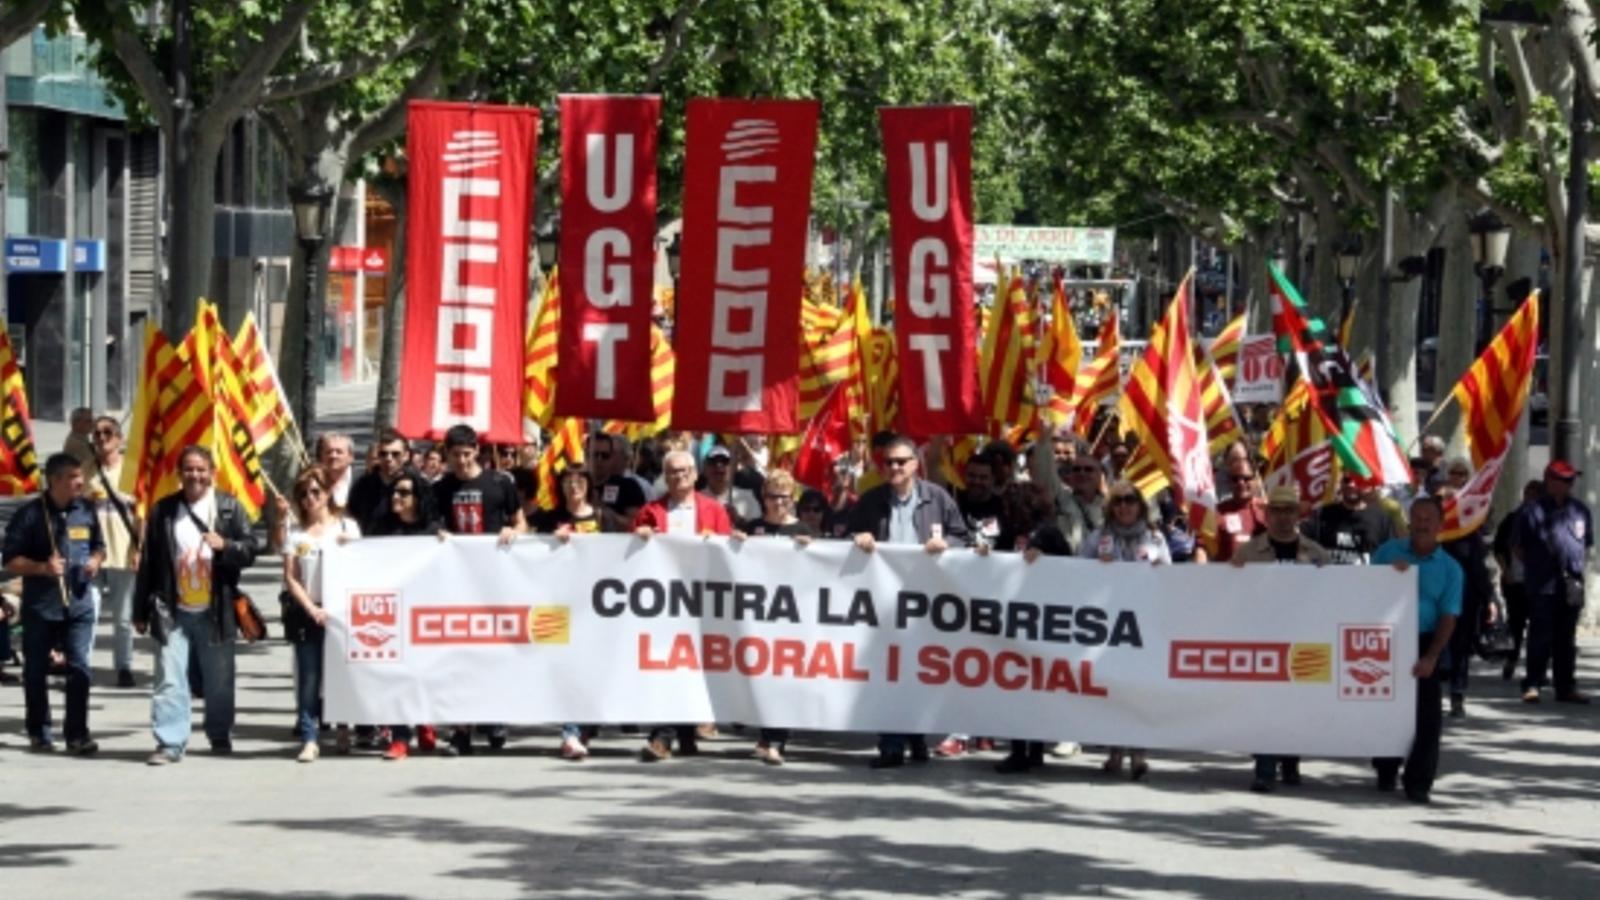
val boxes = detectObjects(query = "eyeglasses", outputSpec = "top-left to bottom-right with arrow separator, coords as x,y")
665,467 -> 695,477
884,457 -> 916,468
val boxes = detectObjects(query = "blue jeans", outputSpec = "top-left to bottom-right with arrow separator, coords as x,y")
151,608 -> 236,751
294,636 -> 325,743
22,603 -> 96,743
101,569 -> 137,672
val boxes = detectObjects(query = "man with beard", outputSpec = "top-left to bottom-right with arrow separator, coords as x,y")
1305,474 -> 1397,566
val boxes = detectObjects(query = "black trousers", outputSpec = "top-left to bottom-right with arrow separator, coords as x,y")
1374,633 -> 1443,794
1504,583 -> 1530,662
1524,590 -> 1581,695
647,725 -> 699,750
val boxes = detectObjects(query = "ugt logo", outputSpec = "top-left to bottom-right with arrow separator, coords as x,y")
349,591 -> 402,662
1338,625 -> 1393,701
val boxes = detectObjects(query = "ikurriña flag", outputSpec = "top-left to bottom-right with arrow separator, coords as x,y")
1440,294 -> 1540,540
1269,263 -> 1410,488
0,330 -> 40,496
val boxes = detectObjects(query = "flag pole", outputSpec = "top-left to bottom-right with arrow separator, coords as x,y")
1408,390 -> 1462,453
38,489 -> 71,609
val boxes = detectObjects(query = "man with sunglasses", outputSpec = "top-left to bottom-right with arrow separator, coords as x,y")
701,444 -> 760,522
848,434 -> 971,769
1214,457 -> 1268,563
85,416 -> 142,687
348,428 -> 415,536
590,433 -> 648,526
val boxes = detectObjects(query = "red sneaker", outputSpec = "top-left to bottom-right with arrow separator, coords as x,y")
416,725 -> 438,752
934,737 -> 968,757
382,741 -> 409,761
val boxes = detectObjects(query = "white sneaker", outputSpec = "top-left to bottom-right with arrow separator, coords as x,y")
560,735 -> 589,760
297,742 -> 320,763
1049,741 -> 1081,758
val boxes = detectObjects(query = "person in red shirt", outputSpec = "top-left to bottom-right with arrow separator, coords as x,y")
1214,458 -> 1268,563
632,450 -> 732,761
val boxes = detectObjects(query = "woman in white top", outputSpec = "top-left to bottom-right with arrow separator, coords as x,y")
283,465 -> 360,762
1079,480 -> 1171,781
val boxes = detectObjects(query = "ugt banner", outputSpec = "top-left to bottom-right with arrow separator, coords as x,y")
324,535 -> 1419,757
881,106 -> 983,436
671,99 -> 819,434
398,100 -> 538,444
556,95 -> 660,421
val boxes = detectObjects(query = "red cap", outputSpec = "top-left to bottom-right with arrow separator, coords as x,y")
1546,460 -> 1582,480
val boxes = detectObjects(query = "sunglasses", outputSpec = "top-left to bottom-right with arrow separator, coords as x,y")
1111,495 -> 1139,506
1070,465 -> 1098,474
93,428 -> 118,438
708,457 -> 731,465
764,493 -> 792,502
884,457 -> 916,468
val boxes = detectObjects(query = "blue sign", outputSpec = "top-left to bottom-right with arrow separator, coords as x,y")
3,237 -> 107,274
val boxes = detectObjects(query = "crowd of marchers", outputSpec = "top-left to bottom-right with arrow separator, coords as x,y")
2,409 -> 1589,806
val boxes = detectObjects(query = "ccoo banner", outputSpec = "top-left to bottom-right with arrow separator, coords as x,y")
556,95 -> 660,421
324,535 -> 1419,757
881,106 -> 983,436
671,98 -> 819,434
399,100 -> 538,444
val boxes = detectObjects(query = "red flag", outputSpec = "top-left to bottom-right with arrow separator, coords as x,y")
398,100 -> 538,444
881,105 -> 982,435
556,95 -> 660,421
671,98 -> 819,433
795,382 -> 852,499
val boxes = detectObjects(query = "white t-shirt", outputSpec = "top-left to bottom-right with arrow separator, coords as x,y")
330,470 -> 352,508
173,491 -> 217,610
286,517 -> 361,606
666,499 -> 698,535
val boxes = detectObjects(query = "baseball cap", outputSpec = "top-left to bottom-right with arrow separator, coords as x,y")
1546,460 -> 1582,481
1266,485 -> 1301,508
706,445 -> 733,461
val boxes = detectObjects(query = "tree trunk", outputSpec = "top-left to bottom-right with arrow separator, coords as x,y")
164,125 -> 224,331
1430,214 -> 1478,455
1574,240 -> 1600,623
1378,188 -> 1459,451
1239,232 -> 1272,335
372,177 -> 408,431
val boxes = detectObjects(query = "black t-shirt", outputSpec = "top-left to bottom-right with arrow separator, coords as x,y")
740,518 -> 815,538
597,475 -> 647,515
1305,503 -> 1395,565
1270,538 -> 1302,563
532,506 -> 603,535
957,491 -> 1004,545
434,469 -> 521,534
381,514 -> 442,537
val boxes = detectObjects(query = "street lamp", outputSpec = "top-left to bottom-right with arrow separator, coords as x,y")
536,224 -> 559,270
1468,210 -> 1511,353
291,182 -> 334,436
1336,235 -> 1363,331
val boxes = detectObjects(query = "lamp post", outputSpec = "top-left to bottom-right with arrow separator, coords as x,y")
291,183 -> 334,436
1336,235 -> 1362,331
1468,210 -> 1511,353
666,232 -> 682,284
536,224 -> 559,272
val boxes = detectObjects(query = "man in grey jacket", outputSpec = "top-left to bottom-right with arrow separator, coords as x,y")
848,435 -> 972,769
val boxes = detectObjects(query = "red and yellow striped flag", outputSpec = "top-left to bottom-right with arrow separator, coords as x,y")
865,326 -> 899,434
1441,294 -> 1540,539
120,321 -> 173,513
979,269 -> 1037,430
200,303 -> 267,519
1209,311 -> 1247,385
1037,275 -> 1083,430
1260,375 -> 1337,506
1117,273 -> 1217,538
1193,340 -> 1244,455
602,324 -> 674,440
0,330 -> 40,496
524,271 -> 560,427
1068,314 -> 1121,437
1122,443 -> 1168,499
230,312 -> 293,450
798,285 -> 869,423
535,417 -> 586,511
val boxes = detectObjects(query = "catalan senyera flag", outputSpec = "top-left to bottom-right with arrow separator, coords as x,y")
601,324 -> 674,440
1069,314 -> 1121,438
1037,275 -> 1084,430
121,320 -> 174,513
979,270 -> 1037,430
524,271 -> 560,427
0,330 -> 40,496
937,434 -> 983,491
1193,340 -> 1244,456
230,313 -> 293,451
1122,443 -> 1169,500
154,308 -> 220,497
1209,311 -> 1247,385
535,417 -> 586,511
1117,273 -> 1217,539
200,303 -> 267,519
1440,294 -> 1540,540
1270,264 -> 1411,487
1260,373 -> 1338,506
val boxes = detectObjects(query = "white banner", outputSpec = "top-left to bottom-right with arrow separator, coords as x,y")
323,535 -> 1418,757
1233,334 -> 1285,403
974,225 -> 1117,266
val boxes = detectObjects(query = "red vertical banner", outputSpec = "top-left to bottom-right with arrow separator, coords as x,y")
880,106 -> 981,436
556,95 -> 660,421
398,100 -> 537,444
671,98 -> 819,434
